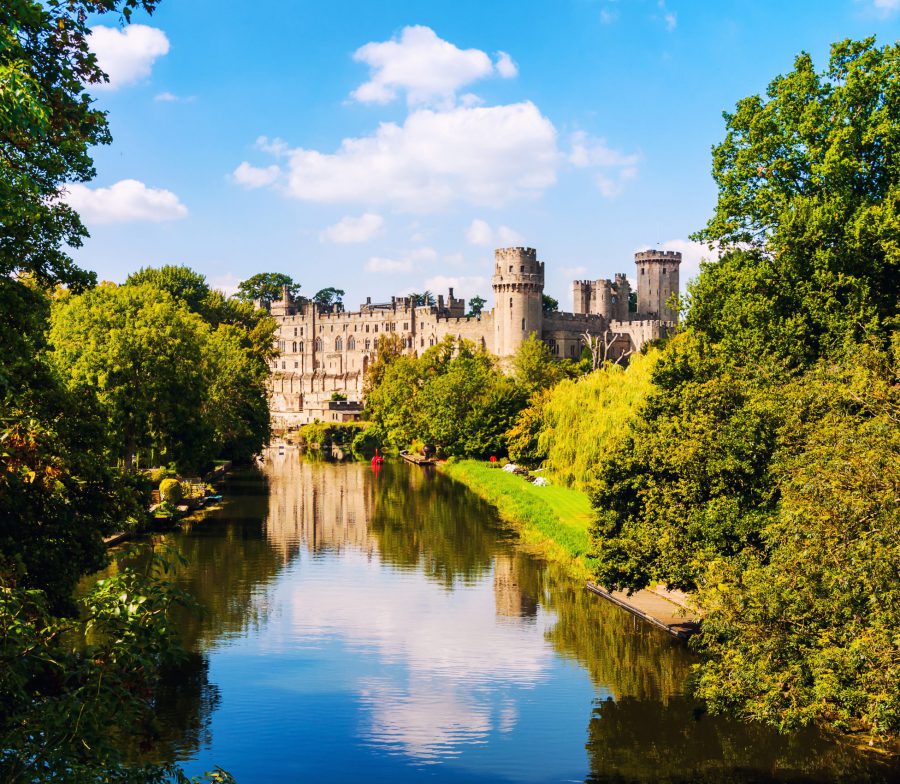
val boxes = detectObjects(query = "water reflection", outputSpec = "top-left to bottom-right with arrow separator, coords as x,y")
114,455 -> 900,782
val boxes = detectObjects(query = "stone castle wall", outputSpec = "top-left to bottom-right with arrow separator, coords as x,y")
266,246 -> 681,426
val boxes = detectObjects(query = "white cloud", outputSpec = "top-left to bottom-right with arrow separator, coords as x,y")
351,26 -> 516,106
365,246 -> 436,273
261,102 -> 557,212
320,213 -> 385,244
208,272 -> 242,297
599,8 -> 619,24
154,91 -> 194,103
872,0 -> 900,13
64,179 -> 187,224
232,161 -> 281,189
465,218 -> 523,247
495,51 -> 518,78
89,25 -> 169,90
569,131 -> 639,198
664,12 -> 677,30
423,275 -> 488,301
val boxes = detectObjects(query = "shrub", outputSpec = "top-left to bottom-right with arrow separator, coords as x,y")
158,478 -> 183,504
351,426 -> 382,460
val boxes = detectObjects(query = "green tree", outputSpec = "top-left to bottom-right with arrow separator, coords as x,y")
467,295 -> 487,317
126,265 -> 211,314
409,290 -> 436,306
511,333 -> 563,394
235,272 -> 300,304
313,287 -> 345,311
49,284 -> 212,470
542,293 -> 558,313
0,0 -> 158,291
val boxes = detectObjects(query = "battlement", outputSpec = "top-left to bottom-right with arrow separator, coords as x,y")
635,249 -> 682,261
495,246 -> 537,262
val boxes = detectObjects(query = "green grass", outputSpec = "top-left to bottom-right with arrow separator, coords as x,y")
439,460 -> 594,577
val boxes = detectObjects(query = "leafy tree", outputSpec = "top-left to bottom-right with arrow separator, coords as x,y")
542,293 -> 559,313
467,295 -> 487,317
235,272 -> 300,305
628,291 -> 637,312
0,0 -> 158,291
409,290 -> 436,306
313,287 -> 345,311
49,284 -> 212,471
126,265 -> 211,314
691,37 -> 900,367
511,333 -> 563,394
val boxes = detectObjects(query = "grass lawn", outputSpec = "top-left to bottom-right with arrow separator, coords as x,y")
439,459 -> 594,576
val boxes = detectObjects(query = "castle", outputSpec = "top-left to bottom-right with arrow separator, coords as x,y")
265,247 -> 681,426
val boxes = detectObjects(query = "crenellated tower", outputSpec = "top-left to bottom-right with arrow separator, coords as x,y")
492,247 -> 544,357
635,249 -> 680,322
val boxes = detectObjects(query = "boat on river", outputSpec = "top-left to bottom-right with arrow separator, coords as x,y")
399,450 -> 435,466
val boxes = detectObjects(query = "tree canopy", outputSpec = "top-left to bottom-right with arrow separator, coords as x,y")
235,272 -> 300,304
313,287 -> 345,311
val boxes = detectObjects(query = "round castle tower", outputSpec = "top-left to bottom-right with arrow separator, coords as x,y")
635,249 -> 681,322
491,247 -> 544,357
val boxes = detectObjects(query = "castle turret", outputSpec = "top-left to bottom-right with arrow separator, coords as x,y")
492,247 -> 544,357
613,273 -> 631,321
635,249 -> 680,322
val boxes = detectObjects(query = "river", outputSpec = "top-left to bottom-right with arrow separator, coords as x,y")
113,453 -> 900,783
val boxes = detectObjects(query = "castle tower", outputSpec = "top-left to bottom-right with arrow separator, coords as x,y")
572,280 -> 592,315
613,273 -> 631,321
635,249 -> 681,322
492,247 -> 544,357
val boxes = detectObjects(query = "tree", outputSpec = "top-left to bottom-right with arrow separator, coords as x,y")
313,287 -> 345,312
0,0 -> 158,291
235,272 -> 300,305
126,265 -> 211,314
691,37 -> 900,367
512,333 -> 563,394
409,290 -> 436,306
542,294 -> 558,313
49,284 -> 212,471
467,295 -> 487,317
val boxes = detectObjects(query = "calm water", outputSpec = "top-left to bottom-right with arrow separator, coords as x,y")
114,453 -> 900,783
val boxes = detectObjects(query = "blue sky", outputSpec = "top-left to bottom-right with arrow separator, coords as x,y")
72,0 -> 900,309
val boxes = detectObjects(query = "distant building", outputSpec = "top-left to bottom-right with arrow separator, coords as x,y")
264,247 -> 680,426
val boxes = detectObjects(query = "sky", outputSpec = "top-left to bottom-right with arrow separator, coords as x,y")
71,0 -> 900,310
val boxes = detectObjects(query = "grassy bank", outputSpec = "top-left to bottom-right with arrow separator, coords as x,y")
439,459 -> 594,577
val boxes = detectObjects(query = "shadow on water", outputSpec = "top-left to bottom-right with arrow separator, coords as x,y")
94,455 -> 900,781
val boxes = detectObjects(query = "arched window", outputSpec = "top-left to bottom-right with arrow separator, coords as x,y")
292,341 -> 297,352
347,336 -> 356,350
335,337 -> 343,351
509,297 -> 513,308
299,342 -> 304,353
364,339 -> 371,350
315,338 -> 323,352
278,340 -> 285,353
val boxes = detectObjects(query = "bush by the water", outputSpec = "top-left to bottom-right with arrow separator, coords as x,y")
159,478 -> 184,504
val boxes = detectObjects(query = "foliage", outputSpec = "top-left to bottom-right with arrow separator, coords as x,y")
330,392 -> 347,401
235,272 -> 300,305
0,0 -> 158,291
351,425 -> 383,460
587,38 -> 900,739
506,389 -> 551,467
49,284 -> 212,470
533,350 -> 658,490
298,421 -> 366,449
511,333 -> 565,394
313,287 -> 345,311
408,290 -> 435,306
365,337 -> 529,458
541,293 -> 558,313
0,546 -> 234,783
159,478 -> 183,504
691,37 -> 899,367
467,295 -> 486,317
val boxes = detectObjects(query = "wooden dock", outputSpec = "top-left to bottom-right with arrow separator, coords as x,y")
586,581 -> 701,639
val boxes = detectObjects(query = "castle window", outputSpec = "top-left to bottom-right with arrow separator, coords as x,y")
278,340 -> 285,353
662,268 -> 667,274
281,361 -> 286,369
330,324 -> 334,331
520,265 -> 524,272
641,268 -> 645,275
509,265 -> 512,272
293,328 -> 297,337
299,342 -> 304,352
294,361 -> 299,368
292,341 -> 297,352
300,327 -> 304,336
421,337 -> 425,347
335,337 -> 343,351
365,339 -> 371,350
315,338 -> 323,352
347,336 -> 355,350
521,318 -> 525,331
366,324 -> 369,333
374,324 -> 378,333
509,297 -> 513,308
403,323 -> 408,330
319,325 -> 323,332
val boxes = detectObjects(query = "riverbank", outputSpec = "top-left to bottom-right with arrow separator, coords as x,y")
439,459 -> 595,578
438,459 -> 700,636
